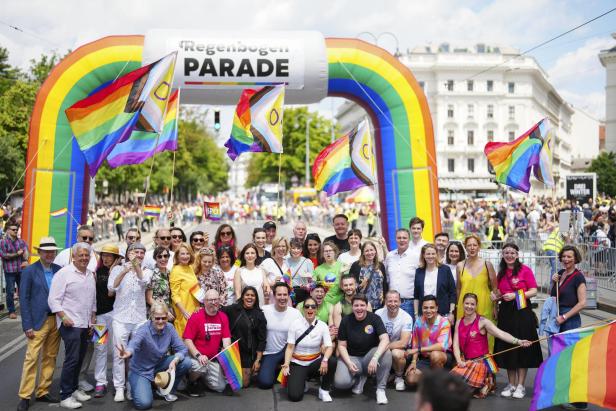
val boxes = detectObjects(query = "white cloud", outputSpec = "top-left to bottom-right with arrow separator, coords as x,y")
560,90 -> 605,121
548,37 -> 613,87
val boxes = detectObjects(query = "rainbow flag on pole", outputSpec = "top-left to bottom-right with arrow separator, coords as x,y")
530,321 -> 616,410
217,340 -> 243,391
484,118 -> 554,193
224,85 -> 285,160
313,120 -> 376,196
143,205 -> 161,217
204,202 -> 221,221
107,89 -> 180,167
65,52 -> 176,177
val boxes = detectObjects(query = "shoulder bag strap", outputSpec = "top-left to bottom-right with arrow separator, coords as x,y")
295,320 -> 318,346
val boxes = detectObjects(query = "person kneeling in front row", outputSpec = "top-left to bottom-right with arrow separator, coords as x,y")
334,293 -> 392,405
117,302 -> 192,410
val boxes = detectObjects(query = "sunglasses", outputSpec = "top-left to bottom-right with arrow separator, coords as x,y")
304,304 -> 317,309
127,236 -> 140,240
171,235 -> 183,239
192,238 -> 205,243
80,236 -> 94,241
220,231 -> 232,236
156,254 -> 170,259
158,236 -> 171,241
153,316 -> 167,321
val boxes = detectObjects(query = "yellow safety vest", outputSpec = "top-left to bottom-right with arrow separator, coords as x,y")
543,229 -> 564,252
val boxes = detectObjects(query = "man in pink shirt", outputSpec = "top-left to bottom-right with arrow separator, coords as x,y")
48,242 -> 97,409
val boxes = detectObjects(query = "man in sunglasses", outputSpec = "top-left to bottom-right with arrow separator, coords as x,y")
119,228 -> 141,258
54,225 -> 98,273
143,229 -> 174,271
0,220 -> 29,319
183,289 -> 232,396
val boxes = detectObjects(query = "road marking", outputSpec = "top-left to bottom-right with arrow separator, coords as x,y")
0,336 -> 27,363
0,333 -> 26,356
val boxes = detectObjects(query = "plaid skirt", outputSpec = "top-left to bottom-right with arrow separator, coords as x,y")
450,360 -> 489,388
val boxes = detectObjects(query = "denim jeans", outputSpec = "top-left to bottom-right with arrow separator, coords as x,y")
128,355 -> 192,410
399,298 -> 415,320
257,348 -> 286,389
4,271 -> 19,313
545,250 -> 558,276
59,326 -> 89,400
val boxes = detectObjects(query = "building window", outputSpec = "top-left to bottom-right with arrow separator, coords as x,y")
467,104 -> 474,119
467,80 -> 473,91
508,131 -> 515,141
487,130 -> 494,142
487,104 -> 494,119
447,105 -> 454,118
447,130 -> 454,145
446,80 -> 454,91
508,82 -> 515,93
448,159 -> 455,172
508,105 -> 515,120
419,81 -> 425,91
487,80 -> 493,91
468,158 -> 475,173
467,130 -> 474,145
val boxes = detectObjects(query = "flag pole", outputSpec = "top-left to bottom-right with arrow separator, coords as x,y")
209,339 -> 241,361
170,150 -> 176,205
276,153 -> 283,218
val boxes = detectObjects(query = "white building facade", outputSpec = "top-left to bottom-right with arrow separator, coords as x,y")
337,43 -> 575,198
599,34 -> 616,153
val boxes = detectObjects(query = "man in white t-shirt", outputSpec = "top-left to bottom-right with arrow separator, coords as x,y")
54,225 -> 98,273
375,290 -> 413,391
142,228 -> 174,270
385,228 -> 421,318
256,282 -> 302,389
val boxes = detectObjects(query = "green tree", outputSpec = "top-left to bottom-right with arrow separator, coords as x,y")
0,47 -> 20,95
588,151 -> 616,196
245,107 -> 336,187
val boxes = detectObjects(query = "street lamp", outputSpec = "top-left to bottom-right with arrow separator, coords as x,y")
305,117 -> 312,186
377,32 -> 401,57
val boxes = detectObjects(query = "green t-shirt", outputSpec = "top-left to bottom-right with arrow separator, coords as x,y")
313,261 -> 343,305
297,301 -> 333,323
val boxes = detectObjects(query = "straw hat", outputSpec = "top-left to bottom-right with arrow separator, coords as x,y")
154,369 -> 176,395
97,244 -> 123,258
35,236 -> 61,251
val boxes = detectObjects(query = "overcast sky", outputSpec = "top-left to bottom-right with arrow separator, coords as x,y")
2,0 -> 614,132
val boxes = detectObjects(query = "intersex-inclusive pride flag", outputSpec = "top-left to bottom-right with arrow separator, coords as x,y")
484,118 -> 554,193
530,321 -> 616,410
204,202 -> 221,221
65,52 -> 177,177
107,89 -> 180,167
313,120 -> 377,196
215,340 -> 243,391
224,85 -> 285,160
91,324 -> 109,345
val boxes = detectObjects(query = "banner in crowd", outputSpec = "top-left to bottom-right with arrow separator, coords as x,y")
565,173 -> 596,205
204,201 -> 222,221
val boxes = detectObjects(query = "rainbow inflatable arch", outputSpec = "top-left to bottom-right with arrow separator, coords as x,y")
23,35 -> 439,249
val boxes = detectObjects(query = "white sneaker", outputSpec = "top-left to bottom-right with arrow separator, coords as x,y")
162,393 -> 178,402
78,380 -> 94,392
376,389 -> 388,405
60,397 -> 82,409
72,390 -> 91,402
114,389 -> 125,402
352,375 -> 367,395
304,382 -> 309,393
318,388 -> 333,402
512,385 -> 526,399
395,376 -> 406,391
501,384 -> 515,398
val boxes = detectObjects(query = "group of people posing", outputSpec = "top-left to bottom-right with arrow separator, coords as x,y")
13,214 -> 588,410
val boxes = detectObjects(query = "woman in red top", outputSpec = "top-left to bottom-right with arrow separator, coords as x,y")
451,293 -> 531,398
302,233 -> 323,268
493,243 -> 543,400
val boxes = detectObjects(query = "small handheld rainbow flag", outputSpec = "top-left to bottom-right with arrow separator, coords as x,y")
91,324 -> 109,345
50,208 -> 68,218
144,205 -> 161,217
515,289 -> 527,310
216,340 -> 243,391
483,355 -> 499,374
204,202 -> 221,221
189,283 -> 205,304
277,368 -> 288,388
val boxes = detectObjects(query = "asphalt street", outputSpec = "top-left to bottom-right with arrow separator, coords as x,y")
0,221 -> 610,410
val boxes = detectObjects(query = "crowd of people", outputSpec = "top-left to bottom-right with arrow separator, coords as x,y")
6,206 -> 592,411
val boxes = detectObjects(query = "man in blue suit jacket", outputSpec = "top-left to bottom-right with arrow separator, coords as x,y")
17,237 -> 62,411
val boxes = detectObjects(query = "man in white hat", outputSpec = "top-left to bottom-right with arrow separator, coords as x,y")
16,237 -> 62,411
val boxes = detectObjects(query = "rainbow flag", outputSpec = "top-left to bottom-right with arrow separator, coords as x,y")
515,289 -> 527,310
217,340 -> 243,391
484,118 -> 553,193
277,368 -> 288,388
224,85 -> 285,160
50,208 -> 68,218
530,321 -> 616,410
189,283 -> 205,303
143,205 -> 161,217
204,202 -> 221,221
91,324 -> 108,345
65,52 -> 177,177
551,322 -> 611,355
483,355 -> 499,374
107,89 -> 180,167
313,120 -> 376,196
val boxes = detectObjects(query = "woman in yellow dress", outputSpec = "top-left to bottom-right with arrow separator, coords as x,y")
456,234 -> 498,322
170,242 -> 200,336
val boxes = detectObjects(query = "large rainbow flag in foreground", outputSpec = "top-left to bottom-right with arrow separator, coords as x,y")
313,119 -> 376,196
484,118 -> 554,193
65,52 -> 177,176
216,340 -> 243,391
530,321 -> 616,410
107,89 -> 180,168
224,85 -> 285,160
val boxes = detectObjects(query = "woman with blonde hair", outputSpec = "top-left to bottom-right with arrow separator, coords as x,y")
169,243 -> 200,336
194,247 -> 227,305
456,234 -> 497,324
349,240 -> 388,310
414,244 -> 456,322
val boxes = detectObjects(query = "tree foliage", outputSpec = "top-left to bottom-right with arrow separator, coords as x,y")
588,151 -> 616,197
245,107 -> 337,187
